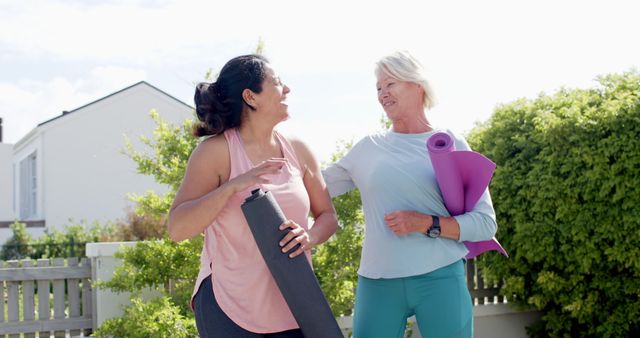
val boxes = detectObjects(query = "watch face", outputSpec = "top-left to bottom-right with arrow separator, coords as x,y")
428,228 -> 441,238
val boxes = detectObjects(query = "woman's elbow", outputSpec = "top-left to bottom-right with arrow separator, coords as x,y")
326,211 -> 339,235
485,216 -> 498,239
167,223 -> 181,242
167,213 -> 187,242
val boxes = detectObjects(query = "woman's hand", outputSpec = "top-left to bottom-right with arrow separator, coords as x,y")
279,220 -> 315,258
228,158 -> 287,192
384,210 -> 430,236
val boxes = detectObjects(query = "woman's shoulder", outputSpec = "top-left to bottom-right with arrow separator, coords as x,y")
441,128 -> 471,151
342,132 -> 385,155
274,131 -> 314,172
283,134 -> 313,158
189,133 -> 230,167
197,133 -> 228,152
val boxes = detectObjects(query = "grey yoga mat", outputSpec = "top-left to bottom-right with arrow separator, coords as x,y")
241,188 -> 343,338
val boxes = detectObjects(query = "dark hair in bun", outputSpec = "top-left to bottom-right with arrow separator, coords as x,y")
193,54 -> 269,137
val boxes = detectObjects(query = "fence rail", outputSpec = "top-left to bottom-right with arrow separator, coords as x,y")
0,251 -> 501,337
0,257 -> 93,337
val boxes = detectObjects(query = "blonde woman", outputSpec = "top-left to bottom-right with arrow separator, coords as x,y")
324,51 -> 497,338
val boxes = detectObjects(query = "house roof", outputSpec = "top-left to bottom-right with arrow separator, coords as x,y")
37,81 -> 194,127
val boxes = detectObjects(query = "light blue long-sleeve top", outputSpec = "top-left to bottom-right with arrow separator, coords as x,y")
322,129 -> 497,279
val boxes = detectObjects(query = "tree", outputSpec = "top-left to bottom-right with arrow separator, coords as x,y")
467,70 -> 640,337
124,110 -> 198,220
0,221 -> 33,260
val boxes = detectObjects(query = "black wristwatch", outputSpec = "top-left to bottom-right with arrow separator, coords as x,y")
425,215 -> 441,238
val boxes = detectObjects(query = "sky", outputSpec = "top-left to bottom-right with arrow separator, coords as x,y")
1,0 -> 639,163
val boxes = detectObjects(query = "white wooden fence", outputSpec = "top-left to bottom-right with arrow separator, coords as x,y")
466,258 -> 502,304
0,258 -> 93,337
1,245 -> 536,338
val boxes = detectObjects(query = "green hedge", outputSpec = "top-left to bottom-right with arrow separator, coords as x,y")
468,71 -> 640,337
93,297 -> 197,338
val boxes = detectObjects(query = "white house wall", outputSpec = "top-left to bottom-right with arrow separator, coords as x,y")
1,134 -> 46,243
42,83 -> 191,233
0,143 -> 15,221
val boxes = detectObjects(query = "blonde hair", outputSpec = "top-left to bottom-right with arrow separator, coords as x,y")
375,50 -> 436,109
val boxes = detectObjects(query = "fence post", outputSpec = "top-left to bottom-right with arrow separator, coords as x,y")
52,258 -> 66,338
68,257 -> 81,337
22,259 -> 35,338
37,259 -> 51,338
86,241 -> 162,330
81,257 -> 93,337
7,261 -> 19,338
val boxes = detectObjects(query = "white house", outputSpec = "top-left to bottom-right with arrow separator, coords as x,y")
0,82 -> 194,243
0,119 -> 14,230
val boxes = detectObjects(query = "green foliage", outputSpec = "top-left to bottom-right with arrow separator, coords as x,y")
92,297 -> 197,338
124,110 -> 198,219
468,70 -> 640,337
1,220 -> 119,259
32,220 -> 120,258
0,221 -> 33,260
117,209 -> 168,240
98,237 -> 203,315
1,215 -> 165,260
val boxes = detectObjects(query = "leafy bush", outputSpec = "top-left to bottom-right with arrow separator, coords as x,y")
32,220 -> 120,258
1,212 -> 166,259
117,209 -> 168,241
98,237 -> 203,315
124,110 -> 198,219
92,297 -> 197,338
468,70 -> 640,337
313,191 -> 363,316
0,221 -> 33,260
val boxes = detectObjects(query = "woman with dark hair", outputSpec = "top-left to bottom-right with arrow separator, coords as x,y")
168,54 -> 338,338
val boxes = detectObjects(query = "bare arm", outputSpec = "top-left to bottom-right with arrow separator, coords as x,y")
168,135 -> 286,242
279,138 -> 338,257
384,211 -> 461,240
384,191 -> 497,241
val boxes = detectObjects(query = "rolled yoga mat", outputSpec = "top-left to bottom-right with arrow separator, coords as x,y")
427,132 -> 508,259
241,188 -> 343,338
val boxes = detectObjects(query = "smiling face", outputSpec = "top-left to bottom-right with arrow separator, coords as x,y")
376,72 -> 425,120
252,65 -> 291,122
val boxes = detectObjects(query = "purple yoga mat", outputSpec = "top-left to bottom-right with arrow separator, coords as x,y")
427,132 -> 508,259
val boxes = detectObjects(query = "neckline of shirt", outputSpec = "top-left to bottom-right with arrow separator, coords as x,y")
386,128 -> 440,139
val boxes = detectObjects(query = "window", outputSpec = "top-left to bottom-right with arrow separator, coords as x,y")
19,151 -> 37,219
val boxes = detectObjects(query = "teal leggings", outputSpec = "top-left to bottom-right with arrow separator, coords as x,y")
353,260 -> 472,338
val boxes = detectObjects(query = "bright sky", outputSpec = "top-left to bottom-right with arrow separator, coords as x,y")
1,0 -> 638,163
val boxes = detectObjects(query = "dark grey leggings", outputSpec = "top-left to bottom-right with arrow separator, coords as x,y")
194,275 -> 305,338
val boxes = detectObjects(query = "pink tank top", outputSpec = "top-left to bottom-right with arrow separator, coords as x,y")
191,128 -> 311,333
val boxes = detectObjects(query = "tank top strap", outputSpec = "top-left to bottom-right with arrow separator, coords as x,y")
223,128 -> 253,178
274,130 -> 304,173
